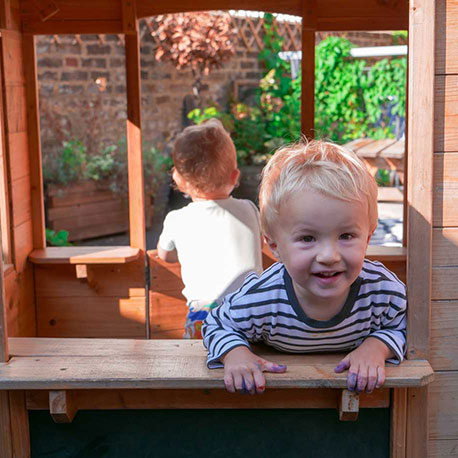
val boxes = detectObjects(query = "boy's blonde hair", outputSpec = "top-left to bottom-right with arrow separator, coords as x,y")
172,118 -> 237,194
259,139 -> 379,237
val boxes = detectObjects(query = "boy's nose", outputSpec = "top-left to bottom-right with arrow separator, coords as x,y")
316,243 -> 341,264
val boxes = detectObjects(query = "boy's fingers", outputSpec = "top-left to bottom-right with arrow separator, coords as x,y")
376,366 -> 386,389
334,357 -> 350,373
366,366 -> 378,394
346,371 -> 358,391
356,366 -> 368,393
260,358 -> 287,373
253,369 -> 267,394
224,373 -> 235,393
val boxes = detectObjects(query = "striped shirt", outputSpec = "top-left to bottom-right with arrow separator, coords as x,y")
202,260 -> 407,369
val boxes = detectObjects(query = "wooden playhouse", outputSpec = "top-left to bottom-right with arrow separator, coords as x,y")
0,0 -> 453,456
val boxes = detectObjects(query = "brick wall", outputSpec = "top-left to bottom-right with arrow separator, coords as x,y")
36,17 -> 398,159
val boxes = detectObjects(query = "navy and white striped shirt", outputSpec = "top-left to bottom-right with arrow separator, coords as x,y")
202,260 -> 407,369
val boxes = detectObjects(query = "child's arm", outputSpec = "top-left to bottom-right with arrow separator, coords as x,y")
221,346 -> 287,394
156,243 -> 178,263
335,284 -> 407,394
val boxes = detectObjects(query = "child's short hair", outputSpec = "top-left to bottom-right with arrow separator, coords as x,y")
172,118 -> 237,193
259,139 -> 379,236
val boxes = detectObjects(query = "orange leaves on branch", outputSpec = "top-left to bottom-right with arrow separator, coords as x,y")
154,12 -> 236,77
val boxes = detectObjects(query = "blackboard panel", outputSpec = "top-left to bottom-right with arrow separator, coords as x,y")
30,408 -> 389,458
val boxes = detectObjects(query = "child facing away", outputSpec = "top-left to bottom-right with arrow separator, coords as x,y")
157,118 -> 263,339
202,139 -> 407,395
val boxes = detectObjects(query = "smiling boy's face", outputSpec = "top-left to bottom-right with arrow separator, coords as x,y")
266,189 -> 372,314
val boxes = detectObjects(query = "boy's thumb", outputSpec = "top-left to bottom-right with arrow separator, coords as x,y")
261,359 -> 287,373
334,357 -> 350,373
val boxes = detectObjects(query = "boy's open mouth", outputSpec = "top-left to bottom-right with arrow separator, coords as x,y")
313,271 -> 341,278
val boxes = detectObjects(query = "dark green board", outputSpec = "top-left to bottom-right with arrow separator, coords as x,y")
30,408 -> 389,458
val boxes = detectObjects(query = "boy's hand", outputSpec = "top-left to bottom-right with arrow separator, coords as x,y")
334,337 -> 393,394
221,346 -> 287,395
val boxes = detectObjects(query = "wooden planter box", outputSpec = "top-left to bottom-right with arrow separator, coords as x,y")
45,180 -> 168,242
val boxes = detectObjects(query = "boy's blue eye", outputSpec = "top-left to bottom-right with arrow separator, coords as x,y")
302,235 -> 315,243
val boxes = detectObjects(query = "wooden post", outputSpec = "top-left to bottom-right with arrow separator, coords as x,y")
300,0 -> 316,140
23,34 -> 46,249
125,28 -> 145,251
405,0 -> 435,457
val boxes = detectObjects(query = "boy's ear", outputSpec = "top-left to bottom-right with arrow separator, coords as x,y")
230,168 -> 240,187
264,235 -> 281,261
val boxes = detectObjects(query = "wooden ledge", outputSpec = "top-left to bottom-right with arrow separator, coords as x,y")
366,245 -> 406,262
1,338 -> 433,391
28,246 -> 141,265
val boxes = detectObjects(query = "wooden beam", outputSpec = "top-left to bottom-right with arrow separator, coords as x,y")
301,0 -> 316,139
23,34 -> 46,250
405,1 -> 435,456
0,0 -> 12,30
9,391 -> 30,456
338,389 -> 359,421
391,388 -> 407,458
29,0 -> 59,22
49,390 -> 77,423
121,0 -> 137,34
125,32 -> 145,250
22,20 -> 123,35
0,391 -> 12,456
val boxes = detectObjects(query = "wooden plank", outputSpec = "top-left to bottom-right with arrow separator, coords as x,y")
10,174 -> 31,227
0,224 -> 8,360
9,391 -> 30,457
435,0 -> 458,75
300,0 -> 316,140
0,391 -> 12,457
433,153 -> 458,227
47,197 -> 128,220
429,371 -> 458,440
49,390 -> 77,423
26,387 -> 390,410
434,76 -> 458,152
29,0 -> 59,21
34,262 -> 145,298
0,338 -> 434,390
338,389 -> 359,421
150,294 -> 187,337
12,219 -> 33,272
391,388 -> 407,458
125,31 -> 145,250
29,246 -> 140,265
432,228 -> 458,266
357,139 -> 397,159
49,208 -> 128,232
23,33 -> 46,249
406,386 -> 429,458
406,0 -> 435,361
431,301 -> 458,370
380,139 -> 405,160
432,267 -> 458,300
8,132 -> 29,182
22,19 -> 123,35
47,189 -> 120,208
3,85 -> 27,135
121,0 -> 137,34
36,297 -> 146,338
429,440 -> 458,457
1,30 -> 25,85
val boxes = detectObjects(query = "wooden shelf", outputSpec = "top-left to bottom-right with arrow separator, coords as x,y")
28,246 -> 141,265
1,338 -> 433,391
366,245 -> 406,262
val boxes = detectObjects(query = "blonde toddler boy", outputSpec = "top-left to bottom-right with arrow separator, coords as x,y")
202,140 -> 407,394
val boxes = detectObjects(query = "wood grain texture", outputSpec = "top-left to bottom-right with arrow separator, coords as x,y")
0,338 -> 434,390
36,297 -> 146,338
432,228 -> 458,266
432,267 -> 458,300
391,388 -> 407,458
435,0 -> 458,75
26,387 -> 390,410
406,0 -> 435,362
429,371 -> 458,440
0,391 -> 12,457
433,153 -> 458,226
431,301 -> 458,370
29,246 -> 140,264
9,391 -> 30,457
434,76 -> 458,152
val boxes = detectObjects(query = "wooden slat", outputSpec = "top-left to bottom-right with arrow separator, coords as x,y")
300,0 -> 315,140
26,387 -> 390,410
377,187 -> 403,203
435,0 -> 458,75
9,391 -> 30,457
10,175 -> 31,227
434,76 -> 458,152
431,300 -> 458,370
34,262 -> 144,298
29,246 -> 140,264
429,371 -> 458,440
432,267 -> 458,300
0,391 -> 12,457
125,31 -> 145,250
391,388 -> 407,458
357,139 -> 397,159
23,34 -> 46,249
379,139 -> 405,159
433,153 -> 458,227
432,227 -> 458,266
49,390 -> 77,423
13,219 -> 33,272
0,338 -> 433,390
36,297 -> 146,338
8,132 -> 29,182
429,440 -> 458,457
121,0 -> 137,34
407,0 -> 435,361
